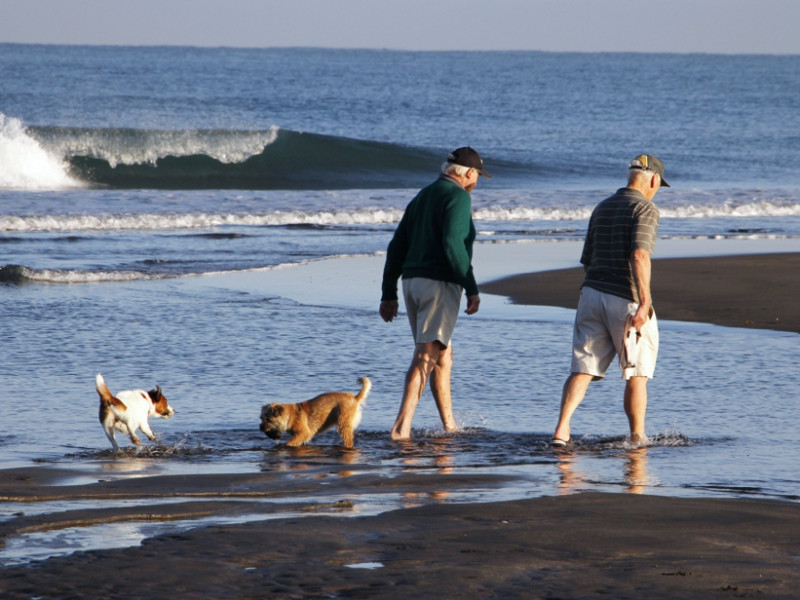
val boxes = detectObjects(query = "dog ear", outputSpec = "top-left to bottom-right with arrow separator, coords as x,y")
264,404 -> 283,417
155,385 -> 163,399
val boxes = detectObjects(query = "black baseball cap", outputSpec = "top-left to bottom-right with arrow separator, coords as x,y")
447,147 -> 492,178
629,154 -> 670,187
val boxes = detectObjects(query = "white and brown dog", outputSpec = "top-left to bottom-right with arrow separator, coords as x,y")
260,377 -> 371,448
96,373 -> 175,451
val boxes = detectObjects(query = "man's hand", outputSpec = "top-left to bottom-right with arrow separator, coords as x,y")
380,300 -> 398,322
465,294 -> 480,315
632,303 -> 650,331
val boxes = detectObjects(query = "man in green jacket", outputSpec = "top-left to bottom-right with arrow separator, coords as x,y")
380,147 -> 490,441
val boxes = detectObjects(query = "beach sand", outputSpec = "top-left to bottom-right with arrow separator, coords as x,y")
482,252 -> 800,334
1,467 -> 799,599
2,248 -> 799,599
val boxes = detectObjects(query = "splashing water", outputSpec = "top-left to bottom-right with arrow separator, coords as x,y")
0,114 -> 81,190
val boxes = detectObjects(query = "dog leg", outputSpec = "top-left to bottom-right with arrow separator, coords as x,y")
139,422 -> 156,442
285,433 -> 311,447
339,426 -> 354,448
105,427 -> 121,452
126,425 -> 142,446
338,403 -> 358,448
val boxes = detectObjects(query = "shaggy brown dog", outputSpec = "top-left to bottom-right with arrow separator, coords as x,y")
259,377 -> 371,448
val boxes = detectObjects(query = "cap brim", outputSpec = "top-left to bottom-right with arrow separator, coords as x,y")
477,168 -> 492,179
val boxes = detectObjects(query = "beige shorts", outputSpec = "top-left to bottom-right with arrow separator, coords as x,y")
402,277 -> 462,346
570,286 -> 659,380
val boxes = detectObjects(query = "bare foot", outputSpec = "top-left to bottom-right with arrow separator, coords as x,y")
629,432 -> 647,448
390,429 -> 411,442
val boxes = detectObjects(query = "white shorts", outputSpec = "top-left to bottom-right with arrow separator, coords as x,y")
570,286 -> 659,380
402,277 -> 462,346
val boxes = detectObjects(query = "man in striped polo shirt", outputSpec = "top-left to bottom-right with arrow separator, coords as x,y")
552,154 -> 668,449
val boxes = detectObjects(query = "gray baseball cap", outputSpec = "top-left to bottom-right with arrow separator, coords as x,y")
629,154 -> 670,187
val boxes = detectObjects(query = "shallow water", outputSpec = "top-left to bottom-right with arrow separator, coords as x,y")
3,248 -> 799,490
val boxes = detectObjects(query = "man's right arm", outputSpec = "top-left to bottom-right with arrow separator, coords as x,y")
381,212 -> 410,302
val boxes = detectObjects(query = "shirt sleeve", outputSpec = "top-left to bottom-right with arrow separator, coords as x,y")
631,202 -> 660,254
380,208 -> 410,301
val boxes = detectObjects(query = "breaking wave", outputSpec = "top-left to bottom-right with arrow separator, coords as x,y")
0,263 -> 174,284
1,114 -> 449,190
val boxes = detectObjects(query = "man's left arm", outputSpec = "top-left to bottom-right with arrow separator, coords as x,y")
379,210 -> 410,322
630,248 -> 652,330
630,202 -> 659,329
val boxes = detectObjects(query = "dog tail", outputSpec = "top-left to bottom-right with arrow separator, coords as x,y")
355,376 -> 372,403
95,374 -> 124,409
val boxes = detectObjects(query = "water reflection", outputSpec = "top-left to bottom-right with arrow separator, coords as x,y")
554,452 -> 586,494
396,438 -> 455,504
259,444 -> 360,476
624,448 -> 649,494
554,446 -> 653,495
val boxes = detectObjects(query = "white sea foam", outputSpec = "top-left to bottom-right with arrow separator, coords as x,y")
0,264 -> 175,284
661,202 -> 800,219
0,114 -> 82,190
37,125 -> 281,168
0,209 -> 406,233
474,206 -> 592,221
474,200 -> 800,222
4,201 -> 800,234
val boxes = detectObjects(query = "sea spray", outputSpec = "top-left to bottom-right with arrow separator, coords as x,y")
0,114 -> 81,190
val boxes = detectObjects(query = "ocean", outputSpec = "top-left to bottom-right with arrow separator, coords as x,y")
1,44 -> 799,563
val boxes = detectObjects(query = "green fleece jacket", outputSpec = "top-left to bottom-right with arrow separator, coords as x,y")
381,176 -> 478,301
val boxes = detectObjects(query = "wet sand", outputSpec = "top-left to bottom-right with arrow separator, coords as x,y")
482,252 -> 800,334
2,465 -> 800,599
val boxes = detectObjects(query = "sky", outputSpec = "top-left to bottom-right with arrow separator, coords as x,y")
1,0 -> 799,55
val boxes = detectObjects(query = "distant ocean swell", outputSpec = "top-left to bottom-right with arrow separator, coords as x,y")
7,114 -> 800,196
64,130 -> 442,190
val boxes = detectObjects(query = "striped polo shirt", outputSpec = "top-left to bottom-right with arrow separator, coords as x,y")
580,187 -> 660,303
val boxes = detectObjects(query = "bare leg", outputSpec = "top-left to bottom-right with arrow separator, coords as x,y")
624,376 -> 648,446
391,342 -> 441,441
553,372 -> 593,442
430,344 -> 457,432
